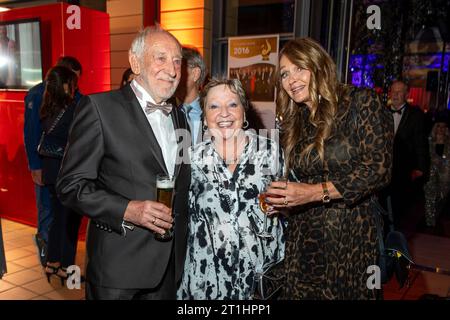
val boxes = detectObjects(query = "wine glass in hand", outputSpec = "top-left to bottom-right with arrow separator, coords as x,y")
257,176 -> 275,239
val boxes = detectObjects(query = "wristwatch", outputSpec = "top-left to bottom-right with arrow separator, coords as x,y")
321,182 -> 331,203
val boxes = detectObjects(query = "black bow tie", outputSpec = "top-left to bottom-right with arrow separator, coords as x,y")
390,106 -> 406,114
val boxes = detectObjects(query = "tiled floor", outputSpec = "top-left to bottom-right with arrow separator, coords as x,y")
0,219 -> 85,300
1,218 -> 449,300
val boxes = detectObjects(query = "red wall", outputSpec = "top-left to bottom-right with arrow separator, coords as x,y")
0,3 -> 110,227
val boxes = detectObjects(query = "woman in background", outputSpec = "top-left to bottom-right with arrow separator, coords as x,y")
424,120 -> 450,228
40,66 -> 82,284
120,67 -> 136,88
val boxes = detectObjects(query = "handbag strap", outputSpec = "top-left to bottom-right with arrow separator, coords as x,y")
45,108 -> 67,135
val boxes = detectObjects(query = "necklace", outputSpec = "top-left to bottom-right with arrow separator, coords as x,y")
214,134 -> 248,164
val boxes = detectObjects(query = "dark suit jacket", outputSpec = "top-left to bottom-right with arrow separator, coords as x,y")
392,104 -> 429,186
56,84 -> 190,289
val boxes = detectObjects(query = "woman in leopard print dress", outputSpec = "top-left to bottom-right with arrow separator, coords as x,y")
266,38 -> 393,299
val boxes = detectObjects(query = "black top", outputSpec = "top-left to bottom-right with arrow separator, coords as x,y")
392,103 -> 430,185
41,103 -> 76,185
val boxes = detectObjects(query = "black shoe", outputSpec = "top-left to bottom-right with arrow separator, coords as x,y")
44,264 -> 60,284
33,234 -> 47,267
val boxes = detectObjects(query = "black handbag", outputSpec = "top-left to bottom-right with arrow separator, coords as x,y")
373,198 -> 413,288
37,109 -> 66,159
251,260 -> 285,300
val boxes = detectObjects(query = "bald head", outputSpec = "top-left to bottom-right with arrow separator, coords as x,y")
390,81 -> 408,109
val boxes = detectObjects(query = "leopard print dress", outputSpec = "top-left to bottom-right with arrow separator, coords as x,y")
279,88 -> 394,300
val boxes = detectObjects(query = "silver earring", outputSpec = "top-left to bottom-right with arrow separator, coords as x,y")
243,120 -> 249,129
318,94 -> 322,103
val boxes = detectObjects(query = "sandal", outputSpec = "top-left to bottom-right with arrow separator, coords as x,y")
44,263 -> 60,283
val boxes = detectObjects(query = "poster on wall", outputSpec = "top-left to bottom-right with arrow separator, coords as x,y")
228,34 -> 279,129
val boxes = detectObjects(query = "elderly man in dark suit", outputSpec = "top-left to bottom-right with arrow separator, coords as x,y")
388,80 -> 429,232
56,26 -> 190,300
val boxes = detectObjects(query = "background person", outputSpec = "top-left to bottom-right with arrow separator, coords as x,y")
24,56 -> 82,266
424,120 -> 450,228
120,67 -> 136,88
385,80 -> 429,234
40,66 -> 81,284
175,46 -> 206,145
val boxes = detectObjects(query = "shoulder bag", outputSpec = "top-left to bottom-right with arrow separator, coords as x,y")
37,108 -> 66,159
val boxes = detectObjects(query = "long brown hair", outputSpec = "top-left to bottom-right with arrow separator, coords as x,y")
40,66 -> 77,120
276,38 -> 342,171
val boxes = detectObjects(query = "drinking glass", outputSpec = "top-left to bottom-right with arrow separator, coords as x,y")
154,174 -> 174,241
257,175 -> 286,239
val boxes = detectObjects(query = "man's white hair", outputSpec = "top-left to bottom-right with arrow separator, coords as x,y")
129,25 -> 181,60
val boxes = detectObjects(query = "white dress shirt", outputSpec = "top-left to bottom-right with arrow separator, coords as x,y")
130,79 -> 177,176
392,103 -> 406,135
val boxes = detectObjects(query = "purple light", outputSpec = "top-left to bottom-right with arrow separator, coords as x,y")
349,54 -> 377,88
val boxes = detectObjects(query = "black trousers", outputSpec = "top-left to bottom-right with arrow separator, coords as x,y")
389,178 -> 425,235
46,184 -> 82,268
85,251 -> 176,300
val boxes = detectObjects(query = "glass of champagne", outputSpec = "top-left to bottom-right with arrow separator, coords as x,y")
257,174 -> 286,239
155,174 -> 174,241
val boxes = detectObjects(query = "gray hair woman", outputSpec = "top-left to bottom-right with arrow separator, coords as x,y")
177,78 -> 285,300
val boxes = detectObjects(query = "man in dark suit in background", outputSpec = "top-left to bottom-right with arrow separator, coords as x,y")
56,26 -> 190,300
388,80 -> 429,234
175,46 -> 206,145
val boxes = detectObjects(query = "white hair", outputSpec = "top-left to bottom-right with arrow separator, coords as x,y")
129,25 -> 181,60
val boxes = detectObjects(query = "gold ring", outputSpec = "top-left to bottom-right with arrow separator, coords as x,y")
283,197 -> 289,205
